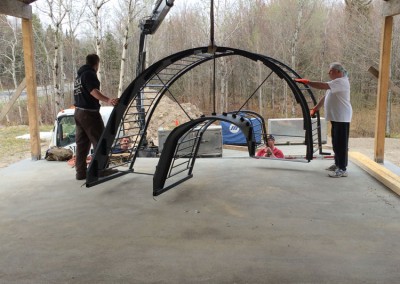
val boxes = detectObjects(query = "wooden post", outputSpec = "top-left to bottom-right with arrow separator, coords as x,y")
374,16 -> 393,164
22,18 -> 41,161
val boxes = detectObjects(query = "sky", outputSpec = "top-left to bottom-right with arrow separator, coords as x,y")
31,0 -> 196,28
31,0 -> 346,18
29,0 -> 345,34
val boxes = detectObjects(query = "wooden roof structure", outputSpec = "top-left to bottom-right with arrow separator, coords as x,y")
0,0 -> 400,164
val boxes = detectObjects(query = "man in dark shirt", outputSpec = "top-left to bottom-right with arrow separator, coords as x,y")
73,54 -> 119,180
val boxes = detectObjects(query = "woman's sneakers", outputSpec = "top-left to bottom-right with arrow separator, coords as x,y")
328,169 -> 348,178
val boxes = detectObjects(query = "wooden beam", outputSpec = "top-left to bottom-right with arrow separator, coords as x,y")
22,18 -> 41,161
368,66 -> 400,95
374,16 -> 393,164
382,0 -> 400,17
349,151 -> 400,196
0,0 -> 32,19
0,78 -> 26,122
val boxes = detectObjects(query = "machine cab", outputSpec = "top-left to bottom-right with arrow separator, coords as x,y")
49,106 -> 114,154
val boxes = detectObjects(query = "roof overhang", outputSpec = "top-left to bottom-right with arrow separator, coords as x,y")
0,0 -> 37,19
382,0 -> 400,17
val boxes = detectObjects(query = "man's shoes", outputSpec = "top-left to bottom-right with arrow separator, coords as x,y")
328,169 -> 348,178
325,164 -> 338,171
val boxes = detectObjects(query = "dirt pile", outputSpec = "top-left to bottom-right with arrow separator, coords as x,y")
146,95 -> 203,146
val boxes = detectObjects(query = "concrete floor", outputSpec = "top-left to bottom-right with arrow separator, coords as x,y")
1,154 -> 400,283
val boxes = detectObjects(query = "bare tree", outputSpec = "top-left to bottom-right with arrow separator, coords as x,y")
41,0 -> 68,113
30,14 -> 57,120
0,17 -> 20,89
116,0 -> 142,98
345,0 -> 373,15
89,0 -> 111,86
214,0 -> 241,113
65,0 -> 88,79
0,17 -> 24,123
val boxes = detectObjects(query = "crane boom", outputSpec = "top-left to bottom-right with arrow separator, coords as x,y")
137,0 -> 175,75
136,0 -> 175,151
141,0 -> 175,35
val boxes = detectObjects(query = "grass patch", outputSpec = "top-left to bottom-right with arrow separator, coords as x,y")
351,104 -> 400,137
0,125 -> 53,166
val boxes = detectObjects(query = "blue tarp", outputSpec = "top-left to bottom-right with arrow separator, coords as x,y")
221,118 -> 262,145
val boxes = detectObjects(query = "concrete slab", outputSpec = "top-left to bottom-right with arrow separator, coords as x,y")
1,157 -> 400,283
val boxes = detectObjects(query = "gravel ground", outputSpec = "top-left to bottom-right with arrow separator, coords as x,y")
348,137 -> 400,167
0,142 -> 49,168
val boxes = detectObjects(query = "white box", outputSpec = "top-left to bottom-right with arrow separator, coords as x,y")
158,125 -> 222,157
267,118 -> 327,145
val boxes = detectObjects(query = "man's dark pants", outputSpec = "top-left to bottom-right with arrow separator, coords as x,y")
74,108 -> 104,179
331,121 -> 350,171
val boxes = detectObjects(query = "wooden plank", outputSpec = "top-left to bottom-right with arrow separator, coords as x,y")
368,66 -> 400,95
22,18 -> 41,160
382,0 -> 400,17
0,0 -> 32,19
349,151 -> 400,196
374,16 -> 393,163
223,145 -> 248,152
0,78 -> 26,122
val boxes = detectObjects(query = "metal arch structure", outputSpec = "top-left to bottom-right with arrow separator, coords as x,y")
86,46 -> 324,188
152,113 -> 258,196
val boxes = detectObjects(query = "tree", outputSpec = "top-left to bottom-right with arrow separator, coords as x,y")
0,16 -> 25,123
0,16 -> 22,89
116,0 -> 142,98
101,31 -> 120,95
89,0 -> 111,87
41,0 -> 68,113
64,0 -> 88,80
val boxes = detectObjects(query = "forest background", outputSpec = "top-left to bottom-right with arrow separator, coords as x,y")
1,0 -> 400,138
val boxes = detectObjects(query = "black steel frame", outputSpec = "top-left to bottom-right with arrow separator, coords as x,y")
85,46 -> 324,189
